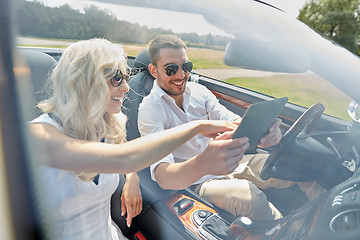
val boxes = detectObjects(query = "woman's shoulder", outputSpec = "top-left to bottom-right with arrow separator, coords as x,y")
30,113 -> 62,130
30,113 -> 51,123
114,112 -> 127,125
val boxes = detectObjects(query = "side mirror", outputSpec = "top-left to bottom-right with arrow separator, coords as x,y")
348,100 -> 360,122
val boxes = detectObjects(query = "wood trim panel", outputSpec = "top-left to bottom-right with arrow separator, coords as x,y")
165,193 -> 216,238
211,90 -> 252,110
210,90 -> 295,130
164,193 -> 263,240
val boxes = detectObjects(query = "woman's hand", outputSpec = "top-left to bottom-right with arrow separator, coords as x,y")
121,173 -> 142,227
198,120 -> 238,138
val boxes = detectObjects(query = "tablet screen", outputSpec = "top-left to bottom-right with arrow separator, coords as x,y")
232,97 -> 288,149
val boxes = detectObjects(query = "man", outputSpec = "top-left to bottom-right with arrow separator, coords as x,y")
138,34 -> 322,221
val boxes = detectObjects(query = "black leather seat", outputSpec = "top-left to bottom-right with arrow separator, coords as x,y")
122,49 -> 177,204
17,48 -> 57,121
123,49 -> 155,141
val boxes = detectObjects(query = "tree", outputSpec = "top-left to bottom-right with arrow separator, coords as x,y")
298,0 -> 360,55
205,33 -> 214,46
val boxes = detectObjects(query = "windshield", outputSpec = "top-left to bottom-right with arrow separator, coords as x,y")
16,0 -> 359,118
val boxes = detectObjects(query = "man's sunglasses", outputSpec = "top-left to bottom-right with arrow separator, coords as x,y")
104,68 -> 130,87
156,61 -> 193,76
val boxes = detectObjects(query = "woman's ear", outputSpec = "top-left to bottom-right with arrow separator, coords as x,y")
148,63 -> 158,79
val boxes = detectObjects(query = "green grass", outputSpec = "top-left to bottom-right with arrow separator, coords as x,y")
225,75 -> 352,120
123,45 -> 231,69
122,45 -> 146,57
187,47 -> 230,69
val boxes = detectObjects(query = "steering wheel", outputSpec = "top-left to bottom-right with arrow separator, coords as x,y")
260,103 -> 325,180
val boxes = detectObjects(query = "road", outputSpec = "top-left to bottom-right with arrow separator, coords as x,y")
17,37 -> 74,46
193,68 -> 296,80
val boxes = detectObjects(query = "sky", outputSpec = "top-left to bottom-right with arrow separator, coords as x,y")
30,0 -> 309,36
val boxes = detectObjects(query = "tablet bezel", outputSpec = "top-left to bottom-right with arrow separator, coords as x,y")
232,97 -> 288,149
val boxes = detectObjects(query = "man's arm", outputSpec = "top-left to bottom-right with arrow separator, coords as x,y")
200,83 -> 240,121
154,132 -> 250,190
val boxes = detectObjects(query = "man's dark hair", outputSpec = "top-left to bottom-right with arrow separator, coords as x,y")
147,34 -> 187,64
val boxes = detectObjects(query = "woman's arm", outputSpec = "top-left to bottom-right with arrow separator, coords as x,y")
121,172 -> 142,227
29,120 -> 236,174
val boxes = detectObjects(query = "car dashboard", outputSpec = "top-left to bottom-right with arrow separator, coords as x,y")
156,170 -> 360,240
152,121 -> 360,240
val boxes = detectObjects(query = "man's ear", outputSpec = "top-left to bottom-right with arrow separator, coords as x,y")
148,63 -> 158,79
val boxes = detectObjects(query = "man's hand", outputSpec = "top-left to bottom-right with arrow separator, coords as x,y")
196,132 -> 249,176
121,173 -> 142,227
258,118 -> 283,148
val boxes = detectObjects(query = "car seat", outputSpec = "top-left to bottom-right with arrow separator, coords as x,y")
122,49 -> 177,204
122,49 -> 154,141
17,48 -> 57,121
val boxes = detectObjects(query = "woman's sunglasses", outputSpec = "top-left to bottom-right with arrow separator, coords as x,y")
156,61 -> 193,76
104,68 -> 130,87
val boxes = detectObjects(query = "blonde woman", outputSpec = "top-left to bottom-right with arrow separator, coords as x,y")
29,38 -> 241,240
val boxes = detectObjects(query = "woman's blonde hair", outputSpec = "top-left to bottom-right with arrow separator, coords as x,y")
38,38 -> 128,181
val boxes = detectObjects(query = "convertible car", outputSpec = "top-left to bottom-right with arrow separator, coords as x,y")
2,0 -> 360,240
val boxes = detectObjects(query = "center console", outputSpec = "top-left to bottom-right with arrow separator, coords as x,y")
165,192 -> 263,240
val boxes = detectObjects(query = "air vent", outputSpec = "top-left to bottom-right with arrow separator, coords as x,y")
330,208 -> 360,232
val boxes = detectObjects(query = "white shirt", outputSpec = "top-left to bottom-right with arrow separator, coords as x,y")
138,81 -> 239,185
31,114 -> 127,240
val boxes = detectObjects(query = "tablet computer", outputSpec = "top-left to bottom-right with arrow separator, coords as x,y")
232,97 -> 288,149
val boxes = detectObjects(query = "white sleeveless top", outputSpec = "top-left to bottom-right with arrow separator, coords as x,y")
31,114 -> 127,240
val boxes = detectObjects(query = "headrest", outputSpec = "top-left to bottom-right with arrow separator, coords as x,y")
18,49 -> 57,98
17,48 -> 58,120
134,49 -> 150,70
